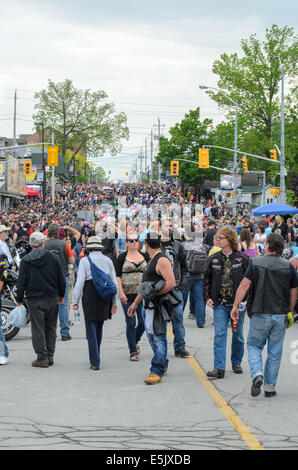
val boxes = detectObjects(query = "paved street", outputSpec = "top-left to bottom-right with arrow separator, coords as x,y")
1,303 -> 298,450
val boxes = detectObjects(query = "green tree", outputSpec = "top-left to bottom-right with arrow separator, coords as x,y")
156,108 -> 233,194
33,79 -> 129,174
208,24 -> 297,183
209,25 -> 297,137
92,166 -> 110,183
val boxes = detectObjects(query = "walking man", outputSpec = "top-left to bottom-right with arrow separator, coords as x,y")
45,223 -> 75,341
204,228 -> 249,378
128,232 -> 176,385
160,218 -> 190,358
16,232 -> 66,367
231,233 -> 298,397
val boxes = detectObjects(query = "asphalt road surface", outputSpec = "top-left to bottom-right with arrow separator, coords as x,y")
1,302 -> 298,451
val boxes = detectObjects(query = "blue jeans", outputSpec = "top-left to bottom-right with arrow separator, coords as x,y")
85,319 -> 104,366
0,314 -> 9,359
122,300 -> 145,354
58,276 -> 70,337
171,289 -> 185,351
183,279 -> 206,326
213,304 -> 245,370
247,314 -> 286,392
144,309 -> 168,377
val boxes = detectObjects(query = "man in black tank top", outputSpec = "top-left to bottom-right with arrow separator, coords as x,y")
128,232 -> 176,385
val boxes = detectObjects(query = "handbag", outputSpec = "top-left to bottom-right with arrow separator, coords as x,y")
87,256 -> 117,300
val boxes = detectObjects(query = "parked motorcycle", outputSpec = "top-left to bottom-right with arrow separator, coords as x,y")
1,242 -> 30,341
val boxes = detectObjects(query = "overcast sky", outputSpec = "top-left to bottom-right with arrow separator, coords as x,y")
0,0 -> 296,181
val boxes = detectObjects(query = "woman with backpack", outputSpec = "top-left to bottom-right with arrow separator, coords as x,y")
72,236 -> 118,370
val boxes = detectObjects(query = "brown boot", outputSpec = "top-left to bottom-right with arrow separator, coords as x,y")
144,373 -> 162,385
32,360 -> 49,368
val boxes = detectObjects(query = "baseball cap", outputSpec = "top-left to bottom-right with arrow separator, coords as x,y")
0,225 -> 10,233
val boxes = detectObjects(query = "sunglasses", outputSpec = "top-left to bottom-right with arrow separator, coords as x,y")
216,236 -> 227,240
127,238 -> 139,243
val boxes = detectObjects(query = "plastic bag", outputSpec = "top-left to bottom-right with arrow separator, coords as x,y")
6,305 -> 27,328
286,312 -> 294,329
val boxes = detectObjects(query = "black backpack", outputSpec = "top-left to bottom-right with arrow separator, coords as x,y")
185,241 -> 208,274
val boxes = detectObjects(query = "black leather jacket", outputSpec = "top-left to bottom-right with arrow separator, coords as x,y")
204,250 -> 249,306
139,280 -> 182,335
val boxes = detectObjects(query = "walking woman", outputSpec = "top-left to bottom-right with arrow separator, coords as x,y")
72,236 -> 118,370
115,232 -> 149,361
240,228 -> 259,258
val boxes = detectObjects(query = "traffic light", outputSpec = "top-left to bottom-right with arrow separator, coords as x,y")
24,160 -> 32,175
170,160 -> 179,176
199,148 -> 209,168
47,145 -> 59,166
269,149 -> 277,160
242,156 -> 248,173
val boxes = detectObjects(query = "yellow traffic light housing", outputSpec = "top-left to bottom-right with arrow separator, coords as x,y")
170,160 -> 179,176
242,156 -> 248,173
269,149 -> 277,160
24,160 -> 32,175
199,148 -> 209,168
47,145 -> 59,166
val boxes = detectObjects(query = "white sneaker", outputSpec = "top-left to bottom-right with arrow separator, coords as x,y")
0,356 -> 8,365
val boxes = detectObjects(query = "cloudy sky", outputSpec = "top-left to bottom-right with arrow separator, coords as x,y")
0,0 -> 296,181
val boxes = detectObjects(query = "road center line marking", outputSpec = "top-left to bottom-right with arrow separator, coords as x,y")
167,326 -> 265,451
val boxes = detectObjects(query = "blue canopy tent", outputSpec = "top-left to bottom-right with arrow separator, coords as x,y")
252,202 -> 298,216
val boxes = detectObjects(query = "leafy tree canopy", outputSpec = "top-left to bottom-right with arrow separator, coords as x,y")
33,79 -> 129,171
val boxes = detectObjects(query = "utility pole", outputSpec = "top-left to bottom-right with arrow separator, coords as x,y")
199,85 -> 239,214
150,129 -> 153,184
157,117 -> 161,182
145,138 -> 148,181
42,124 -> 45,205
13,89 -> 17,156
51,131 -> 55,203
73,155 -> 76,185
139,147 -> 143,182
280,62 -> 286,204
232,100 -> 239,214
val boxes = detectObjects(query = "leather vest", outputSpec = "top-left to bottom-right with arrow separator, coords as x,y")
44,238 -> 68,276
247,255 -> 291,315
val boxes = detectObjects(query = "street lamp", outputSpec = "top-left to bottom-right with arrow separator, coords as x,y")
274,56 -> 286,204
35,122 -> 46,204
199,85 -> 239,214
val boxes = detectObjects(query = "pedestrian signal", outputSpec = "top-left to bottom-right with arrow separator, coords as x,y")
170,161 -> 179,176
24,160 -> 32,175
199,148 -> 209,168
269,149 -> 277,160
242,156 -> 248,173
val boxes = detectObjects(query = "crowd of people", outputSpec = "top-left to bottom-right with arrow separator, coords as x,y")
0,182 -> 297,398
